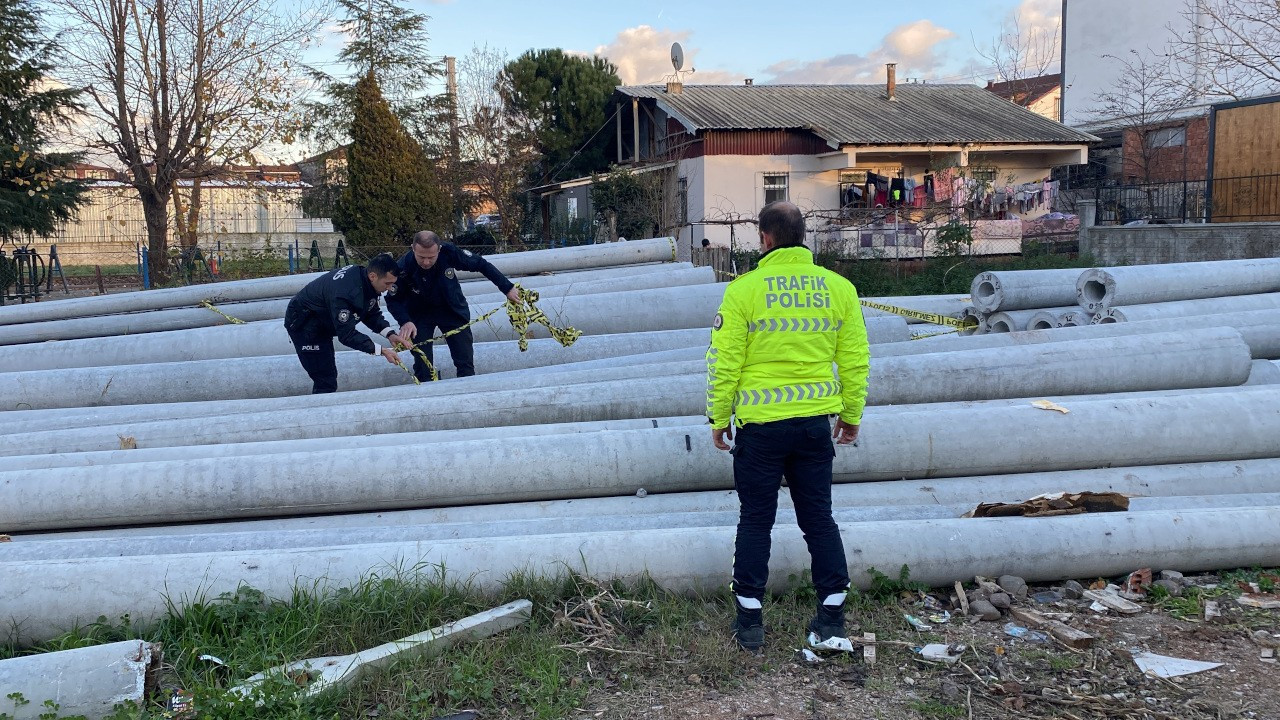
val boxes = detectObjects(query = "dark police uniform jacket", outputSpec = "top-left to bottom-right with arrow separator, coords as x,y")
284,264 -> 394,355
386,244 -> 514,327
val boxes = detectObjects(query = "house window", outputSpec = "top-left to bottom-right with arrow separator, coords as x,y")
969,168 -> 998,188
1145,127 -> 1186,149
763,173 -> 788,204
678,177 -> 688,226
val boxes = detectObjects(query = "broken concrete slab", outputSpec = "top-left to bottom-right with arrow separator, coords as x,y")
0,640 -> 159,720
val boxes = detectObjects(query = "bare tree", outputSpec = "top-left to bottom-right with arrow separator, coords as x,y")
975,12 -> 1061,105
456,44 -> 538,249
1168,0 -> 1280,101
50,0 -> 320,277
1090,50 -> 1194,184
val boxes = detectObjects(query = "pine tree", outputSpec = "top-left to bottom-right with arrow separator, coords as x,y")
0,0 -> 86,243
334,72 -> 450,249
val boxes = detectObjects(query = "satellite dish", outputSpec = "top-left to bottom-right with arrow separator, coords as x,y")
671,42 -> 684,72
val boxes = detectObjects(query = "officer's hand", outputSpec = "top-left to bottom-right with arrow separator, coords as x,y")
380,346 -> 401,365
387,333 -> 406,348
712,425 -> 734,451
505,287 -> 522,304
398,322 -> 417,344
833,420 -> 859,445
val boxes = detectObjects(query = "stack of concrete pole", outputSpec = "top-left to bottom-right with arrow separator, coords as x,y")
5,249 -> 1280,646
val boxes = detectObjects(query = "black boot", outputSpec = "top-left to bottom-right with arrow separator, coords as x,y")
732,598 -> 764,652
807,601 -> 853,651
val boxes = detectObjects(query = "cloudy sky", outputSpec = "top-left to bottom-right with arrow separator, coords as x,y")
307,0 -> 1061,87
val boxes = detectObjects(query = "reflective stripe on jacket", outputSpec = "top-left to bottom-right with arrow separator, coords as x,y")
706,245 -> 870,427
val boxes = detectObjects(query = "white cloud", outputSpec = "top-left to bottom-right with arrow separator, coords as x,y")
591,25 -> 740,85
763,20 -> 956,84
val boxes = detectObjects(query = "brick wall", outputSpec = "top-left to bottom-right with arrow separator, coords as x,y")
1080,222 -> 1280,265
1120,116 -> 1210,183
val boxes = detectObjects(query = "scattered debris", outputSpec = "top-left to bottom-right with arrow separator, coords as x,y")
1153,579 -> 1183,597
1250,630 -> 1280,648
998,575 -> 1028,599
1010,607 -> 1096,649
1083,589 -> 1143,615
915,643 -> 966,664
954,580 -> 969,615
1062,579 -> 1085,599
1089,601 -> 1109,614
1236,593 -> 1280,609
233,600 -> 532,699
1031,399 -> 1070,413
1131,651 -> 1223,679
1123,568 -> 1153,597
989,592 -> 1012,610
1002,624 -> 1049,643
1159,569 -> 1186,584
969,600 -> 1001,622
967,492 -> 1129,518
118,435 -> 137,450
1262,649 -> 1277,664
903,614 -> 933,631
1031,590 -> 1061,604
1204,600 -> 1224,624
0,534 -> 9,542
197,654 -> 226,666
165,688 -> 195,719
796,648 -> 824,664
634,488 -> 648,498
807,633 -> 855,653
862,632 -> 876,666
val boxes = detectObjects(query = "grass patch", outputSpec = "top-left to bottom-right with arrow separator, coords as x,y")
1,569 -> 911,720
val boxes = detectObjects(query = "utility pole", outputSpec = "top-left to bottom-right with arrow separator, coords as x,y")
445,56 -> 464,234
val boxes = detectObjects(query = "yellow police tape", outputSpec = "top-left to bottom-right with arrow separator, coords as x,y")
199,300 -> 246,324
201,283 -> 581,385
857,299 -> 978,331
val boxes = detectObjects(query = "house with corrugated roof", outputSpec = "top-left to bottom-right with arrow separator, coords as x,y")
538,68 -> 1096,255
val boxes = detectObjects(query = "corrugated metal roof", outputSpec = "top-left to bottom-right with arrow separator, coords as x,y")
618,84 -> 1097,146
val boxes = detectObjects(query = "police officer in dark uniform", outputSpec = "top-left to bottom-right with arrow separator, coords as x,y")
386,230 -> 522,381
284,253 -> 407,394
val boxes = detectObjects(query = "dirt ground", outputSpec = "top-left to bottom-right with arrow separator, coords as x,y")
580,573 -> 1280,720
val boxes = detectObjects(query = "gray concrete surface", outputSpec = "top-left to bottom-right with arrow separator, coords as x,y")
1077,258 -> 1280,312
971,268 -> 1085,313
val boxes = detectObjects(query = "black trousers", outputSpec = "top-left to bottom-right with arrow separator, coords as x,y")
410,315 -> 475,381
284,314 -> 338,394
730,415 -> 850,601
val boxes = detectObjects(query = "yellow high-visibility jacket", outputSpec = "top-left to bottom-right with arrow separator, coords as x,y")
706,245 -> 870,428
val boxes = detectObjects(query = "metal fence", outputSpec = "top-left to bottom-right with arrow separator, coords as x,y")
1093,173 -> 1280,225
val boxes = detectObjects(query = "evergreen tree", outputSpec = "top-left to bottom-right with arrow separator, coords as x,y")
333,72 -> 450,248
500,50 -> 621,182
0,0 -> 86,243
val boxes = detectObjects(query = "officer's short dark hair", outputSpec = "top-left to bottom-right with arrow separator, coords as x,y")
412,231 -> 440,249
758,201 -> 805,247
367,253 -> 401,277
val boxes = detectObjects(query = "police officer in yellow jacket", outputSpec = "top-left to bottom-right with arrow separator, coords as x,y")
707,201 -> 871,652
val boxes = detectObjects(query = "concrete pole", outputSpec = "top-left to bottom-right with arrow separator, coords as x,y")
1097,293 -> 1280,324
858,294 -> 971,325
0,237 -> 681,327
1058,310 -> 1094,327
4,383 -> 1275,467
12,492 -> 1280,562
1245,359 -> 1280,385
0,328 -> 1252,450
0,640 -> 158,719
0,327 -> 716,410
1077,257 -> 1280,312
875,310 -> 1280,360
970,268 -> 1086,313
6,386 -> 1280,530
0,262 -> 700,346
6,507 -> 1280,644
0,267 -> 718,370
20,457 -> 1280,542
1025,311 -> 1059,330
984,307 -> 1081,333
